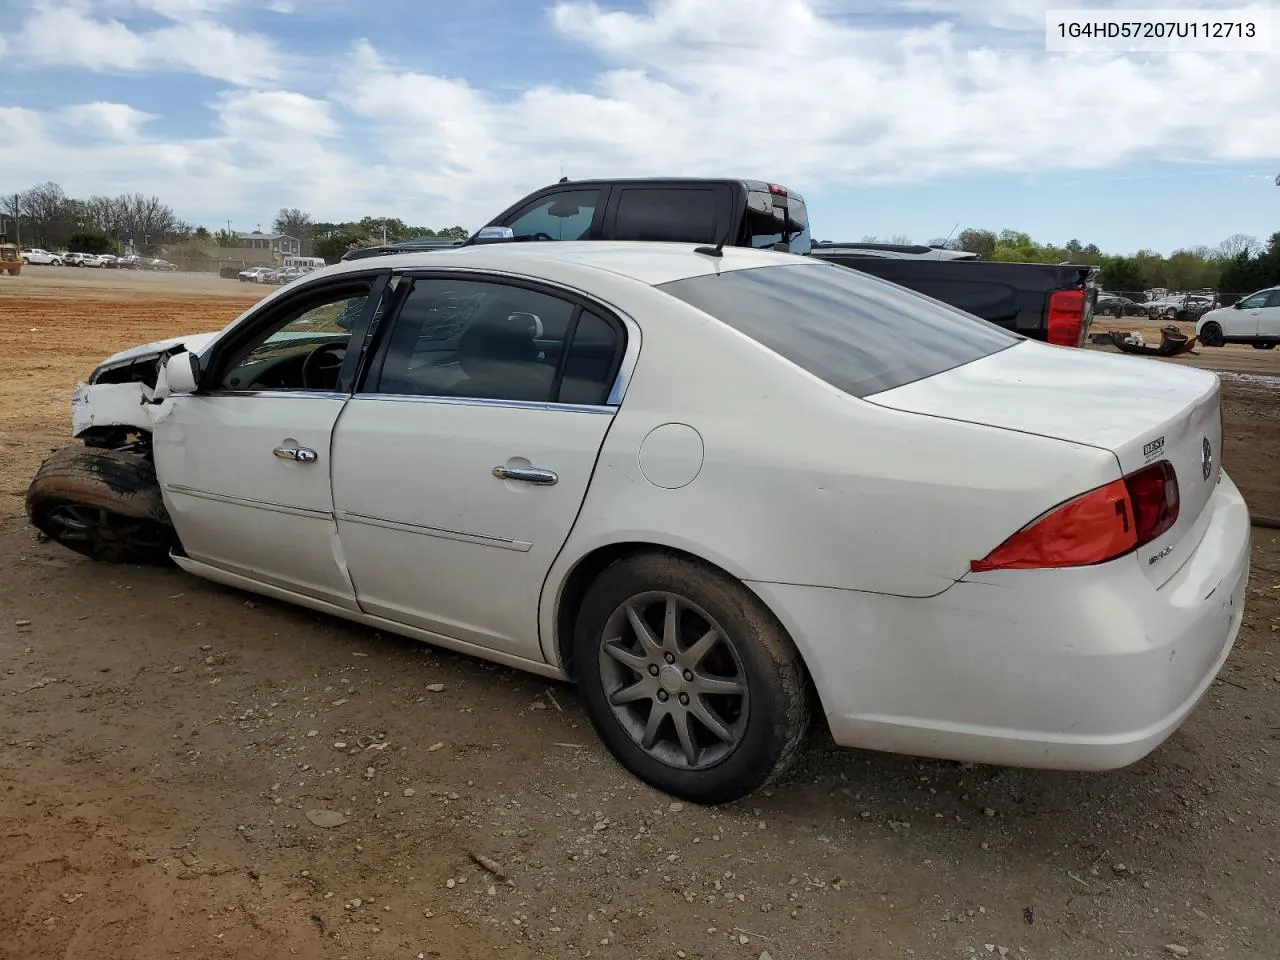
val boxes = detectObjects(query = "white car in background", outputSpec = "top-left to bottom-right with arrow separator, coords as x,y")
26,242 -> 1251,804
22,248 -> 63,266
1196,286 -> 1280,350
238,266 -> 275,283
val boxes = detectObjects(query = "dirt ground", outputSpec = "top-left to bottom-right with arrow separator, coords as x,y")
2,273 -> 1279,960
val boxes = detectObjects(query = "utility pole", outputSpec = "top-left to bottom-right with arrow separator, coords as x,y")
12,194 -> 20,248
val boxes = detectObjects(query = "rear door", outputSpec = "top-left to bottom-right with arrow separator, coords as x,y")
1227,290 -> 1268,337
601,182 -> 735,244
329,271 -> 634,662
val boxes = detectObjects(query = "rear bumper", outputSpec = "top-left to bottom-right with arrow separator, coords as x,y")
748,470 -> 1251,770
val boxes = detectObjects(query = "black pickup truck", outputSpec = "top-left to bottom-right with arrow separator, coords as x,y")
351,177 -> 1098,347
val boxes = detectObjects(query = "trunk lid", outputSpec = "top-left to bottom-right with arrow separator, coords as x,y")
865,341 -> 1222,587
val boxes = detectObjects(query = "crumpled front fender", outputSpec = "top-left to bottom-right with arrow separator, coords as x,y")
70,381 -> 157,437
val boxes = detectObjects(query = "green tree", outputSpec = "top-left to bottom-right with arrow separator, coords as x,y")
1098,256 -> 1145,293
67,231 -> 113,255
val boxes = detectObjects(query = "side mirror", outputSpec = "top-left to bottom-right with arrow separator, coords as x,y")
164,350 -> 201,393
474,225 -> 515,243
1232,301 -> 1242,309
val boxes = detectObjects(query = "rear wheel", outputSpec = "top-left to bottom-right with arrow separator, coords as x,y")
574,552 -> 811,805
1199,322 -> 1224,347
1251,341 -> 1276,350
26,446 -> 176,565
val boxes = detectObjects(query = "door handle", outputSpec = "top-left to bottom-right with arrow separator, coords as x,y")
492,465 -> 558,485
274,445 -> 318,464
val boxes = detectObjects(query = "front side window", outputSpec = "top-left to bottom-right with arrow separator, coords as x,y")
369,278 -> 624,405
505,190 -> 600,241
1239,291 -> 1271,309
658,262 -> 1018,398
216,285 -> 371,392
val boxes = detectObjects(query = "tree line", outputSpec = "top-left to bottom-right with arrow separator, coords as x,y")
3,180 -> 1276,289
913,227 -> 1280,295
1,181 -> 187,255
0,183 -> 468,262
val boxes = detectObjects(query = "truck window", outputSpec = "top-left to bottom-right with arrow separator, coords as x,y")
657,262 -> 1019,398
612,187 -> 720,243
743,192 -> 812,255
506,189 -> 600,240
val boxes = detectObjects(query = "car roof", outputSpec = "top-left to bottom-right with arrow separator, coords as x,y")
308,240 -> 817,288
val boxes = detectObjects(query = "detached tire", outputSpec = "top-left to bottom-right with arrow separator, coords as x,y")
26,446 -> 176,565
574,551 -> 811,805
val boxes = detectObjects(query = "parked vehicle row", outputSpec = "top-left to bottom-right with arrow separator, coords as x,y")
18,249 -> 178,270
238,265 -> 314,285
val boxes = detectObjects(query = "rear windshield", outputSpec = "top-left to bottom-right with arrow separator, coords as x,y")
657,262 -> 1019,398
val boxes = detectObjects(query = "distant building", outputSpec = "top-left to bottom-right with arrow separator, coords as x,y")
236,232 -> 301,257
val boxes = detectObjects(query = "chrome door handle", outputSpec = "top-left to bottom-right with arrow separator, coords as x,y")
274,445 -> 318,464
492,465 -> 558,485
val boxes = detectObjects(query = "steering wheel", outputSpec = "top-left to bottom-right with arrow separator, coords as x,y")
531,232 -> 555,241
301,342 -> 347,390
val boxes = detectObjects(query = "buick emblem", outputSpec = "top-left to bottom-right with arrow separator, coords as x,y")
1201,437 -> 1213,481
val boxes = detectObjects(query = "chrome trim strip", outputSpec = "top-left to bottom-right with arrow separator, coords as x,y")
199,390 -> 349,400
336,510 -> 532,552
350,394 -> 614,415
164,483 -> 333,520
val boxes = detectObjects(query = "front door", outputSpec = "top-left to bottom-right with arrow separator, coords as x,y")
152,274 -> 389,608
330,273 -> 630,661
1258,289 -> 1280,338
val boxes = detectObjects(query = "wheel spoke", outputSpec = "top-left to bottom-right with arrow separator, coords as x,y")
661,596 -> 680,652
681,628 -> 718,667
641,703 -> 668,750
609,680 -> 652,706
673,708 -> 699,767
602,638 -> 649,675
692,673 -> 745,697
691,696 -> 734,743
626,603 -> 663,659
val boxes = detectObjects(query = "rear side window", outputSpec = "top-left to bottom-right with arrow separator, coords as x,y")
658,263 -> 1019,398
506,190 -> 600,240
612,188 -> 719,243
744,193 -> 812,255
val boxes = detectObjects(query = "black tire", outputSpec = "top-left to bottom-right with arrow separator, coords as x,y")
1251,341 -> 1276,350
1200,322 -> 1224,347
26,445 -> 176,565
574,551 -> 811,805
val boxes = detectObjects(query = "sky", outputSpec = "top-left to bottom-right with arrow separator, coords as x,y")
1,0 -> 1277,255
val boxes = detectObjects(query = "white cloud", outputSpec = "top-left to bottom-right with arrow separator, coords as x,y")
60,102 -> 158,140
18,5 -> 281,84
1,0 -> 1278,235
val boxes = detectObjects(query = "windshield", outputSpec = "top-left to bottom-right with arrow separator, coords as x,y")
657,262 -> 1019,398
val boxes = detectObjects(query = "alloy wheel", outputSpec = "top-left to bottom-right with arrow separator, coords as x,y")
597,591 -> 749,771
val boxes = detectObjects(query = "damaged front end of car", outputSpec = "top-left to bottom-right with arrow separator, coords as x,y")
27,334 -> 216,565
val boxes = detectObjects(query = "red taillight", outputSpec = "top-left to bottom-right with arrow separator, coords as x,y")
971,460 -> 1179,572
767,183 -> 788,196
1047,287 -> 1087,347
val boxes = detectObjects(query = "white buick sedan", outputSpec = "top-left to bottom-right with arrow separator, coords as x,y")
28,242 -> 1251,804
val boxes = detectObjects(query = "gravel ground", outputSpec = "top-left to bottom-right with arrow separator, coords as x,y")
1,279 -> 1277,960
